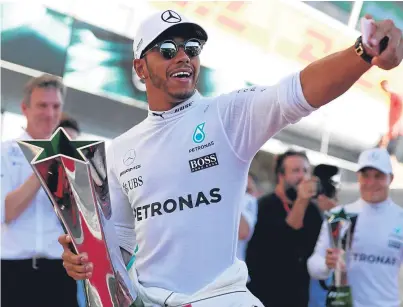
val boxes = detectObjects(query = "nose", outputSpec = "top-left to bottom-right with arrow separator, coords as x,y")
299,170 -> 309,180
363,176 -> 377,188
44,105 -> 56,119
174,47 -> 190,64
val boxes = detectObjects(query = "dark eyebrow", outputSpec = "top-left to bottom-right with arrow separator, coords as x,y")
37,101 -> 62,105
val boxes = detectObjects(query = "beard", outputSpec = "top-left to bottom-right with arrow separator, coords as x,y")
284,180 -> 301,202
146,62 -> 198,102
169,88 -> 196,101
284,183 -> 298,202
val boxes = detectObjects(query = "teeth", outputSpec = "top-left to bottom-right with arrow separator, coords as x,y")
172,71 -> 191,77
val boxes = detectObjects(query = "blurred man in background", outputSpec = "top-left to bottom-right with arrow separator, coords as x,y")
1,74 -> 78,307
308,148 -> 402,307
237,174 -> 259,265
246,150 -> 336,307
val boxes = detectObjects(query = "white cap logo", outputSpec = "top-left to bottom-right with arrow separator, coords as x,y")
369,151 -> 380,161
357,148 -> 393,174
161,10 -> 182,23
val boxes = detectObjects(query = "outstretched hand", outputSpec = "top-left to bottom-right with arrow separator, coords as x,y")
361,14 -> 403,70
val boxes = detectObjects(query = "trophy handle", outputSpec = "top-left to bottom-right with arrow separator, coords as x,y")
53,208 -> 78,254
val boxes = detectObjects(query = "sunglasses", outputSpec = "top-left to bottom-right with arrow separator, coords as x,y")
142,38 -> 204,60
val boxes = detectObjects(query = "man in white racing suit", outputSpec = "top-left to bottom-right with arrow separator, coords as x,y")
308,148 -> 403,307
58,9 -> 403,307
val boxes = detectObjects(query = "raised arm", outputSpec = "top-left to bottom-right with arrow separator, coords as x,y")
217,17 -> 401,162
1,143 -> 42,224
301,16 -> 403,108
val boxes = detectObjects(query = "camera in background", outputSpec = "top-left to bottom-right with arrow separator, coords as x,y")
313,164 -> 339,199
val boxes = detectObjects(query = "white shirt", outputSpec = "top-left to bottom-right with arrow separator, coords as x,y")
237,193 -> 258,262
1,131 -> 64,259
107,72 -> 315,294
307,198 -> 403,307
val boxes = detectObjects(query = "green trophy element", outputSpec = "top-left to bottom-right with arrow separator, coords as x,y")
324,208 -> 357,307
326,285 -> 353,307
18,127 -> 99,163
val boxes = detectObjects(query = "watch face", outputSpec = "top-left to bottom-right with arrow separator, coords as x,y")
356,44 -> 365,56
355,36 -> 372,63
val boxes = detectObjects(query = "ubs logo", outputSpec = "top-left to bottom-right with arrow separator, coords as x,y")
123,176 -> 143,193
123,149 -> 136,166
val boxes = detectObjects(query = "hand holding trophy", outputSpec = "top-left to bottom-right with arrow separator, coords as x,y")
323,208 -> 357,307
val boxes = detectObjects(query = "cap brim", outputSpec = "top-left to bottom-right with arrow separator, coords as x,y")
160,22 -> 207,41
357,165 -> 391,174
140,22 -> 208,58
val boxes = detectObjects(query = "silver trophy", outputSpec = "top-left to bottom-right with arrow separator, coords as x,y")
324,208 -> 356,307
18,128 -> 143,307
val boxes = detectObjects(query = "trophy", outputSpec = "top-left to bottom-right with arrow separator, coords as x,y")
323,208 -> 357,307
18,128 -> 143,307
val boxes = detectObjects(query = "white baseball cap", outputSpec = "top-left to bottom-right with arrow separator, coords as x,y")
357,148 -> 393,174
133,9 -> 208,60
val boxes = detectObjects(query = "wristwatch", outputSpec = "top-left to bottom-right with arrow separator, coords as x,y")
354,35 -> 389,64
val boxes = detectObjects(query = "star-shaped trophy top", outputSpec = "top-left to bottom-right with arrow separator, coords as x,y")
326,208 -> 358,224
18,127 -> 101,164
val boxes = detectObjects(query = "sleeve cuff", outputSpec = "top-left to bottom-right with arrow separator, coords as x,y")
277,72 -> 317,124
308,255 -> 332,280
241,212 -> 255,229
294,71 -> 317,112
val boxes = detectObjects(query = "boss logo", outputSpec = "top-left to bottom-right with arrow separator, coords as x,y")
189,153 -> 219,173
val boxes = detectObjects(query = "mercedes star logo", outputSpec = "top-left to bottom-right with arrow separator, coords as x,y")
161,10 -> 182,23
123,149 -> 136,166
370,152 -> 380,160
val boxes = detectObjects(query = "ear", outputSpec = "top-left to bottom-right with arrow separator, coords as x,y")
389,174 -> 394,185
133,59 -> 148,79
277,172 -> 284,184
21,102 -> 28,116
